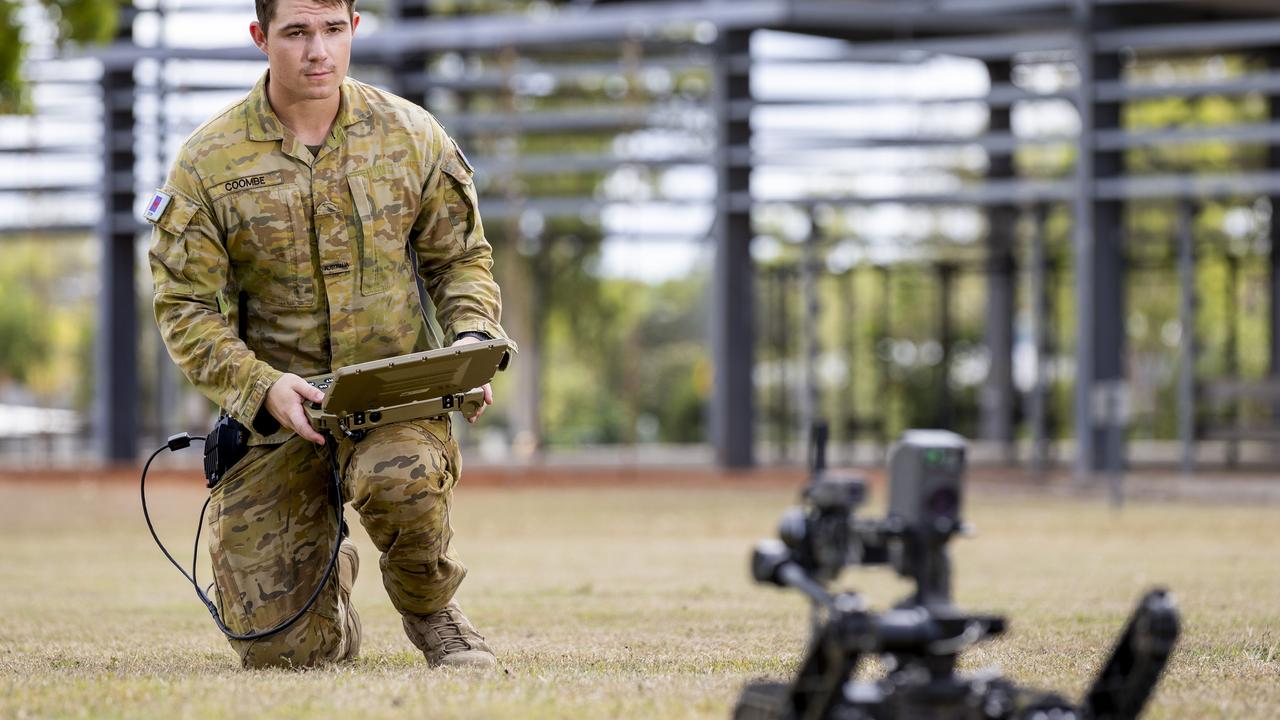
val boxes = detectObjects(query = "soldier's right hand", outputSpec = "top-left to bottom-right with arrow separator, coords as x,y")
265,373 -> 327,445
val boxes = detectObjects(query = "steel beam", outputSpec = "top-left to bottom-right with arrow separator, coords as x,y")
1094,17 -> 1280,55
938,262 -> 957,430
1028,203 -> 1052,478
1091,65 -> 1128,478
981,60 -> 1017,461
799,212 -> 820,453
1223,252 -> 1240,468
732,30 -> 1073,66
1269,49 -> 1280,427
1073,2 -> 1128,478
436,106 -> 708,134
1096,71 -> 1280,102
1176,200 -> 1196,475
748,122 -> 1280,156
711,29 -> 754,468
96,5 -> 138,462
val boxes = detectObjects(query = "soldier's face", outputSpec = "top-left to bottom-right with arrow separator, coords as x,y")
250,0 -> 359,103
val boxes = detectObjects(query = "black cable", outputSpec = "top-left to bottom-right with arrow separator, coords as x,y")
141,432 -> 345,641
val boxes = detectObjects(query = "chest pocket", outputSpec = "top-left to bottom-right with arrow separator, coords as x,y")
349,167 -> 414,296
222,184 -> 314,308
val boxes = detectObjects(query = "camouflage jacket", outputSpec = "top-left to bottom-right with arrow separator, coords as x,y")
147,72 -> 508,442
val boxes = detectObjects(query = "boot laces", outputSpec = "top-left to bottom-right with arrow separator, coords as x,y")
427,609 -> 472,653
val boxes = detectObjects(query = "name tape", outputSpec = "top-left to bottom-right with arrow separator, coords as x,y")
223,174 -> 270,192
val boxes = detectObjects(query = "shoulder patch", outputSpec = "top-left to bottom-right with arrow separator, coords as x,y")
143,189 -> 172,223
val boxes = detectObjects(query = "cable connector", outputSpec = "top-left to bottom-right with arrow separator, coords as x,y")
166,432 -> 193,452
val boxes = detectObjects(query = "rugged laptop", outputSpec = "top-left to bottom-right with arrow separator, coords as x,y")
304,339 -> 513,435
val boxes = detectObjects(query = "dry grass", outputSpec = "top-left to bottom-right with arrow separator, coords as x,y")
0,474 -> 1276,719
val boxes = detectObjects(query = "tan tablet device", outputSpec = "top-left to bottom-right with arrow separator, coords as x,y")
304,339 -> 513,435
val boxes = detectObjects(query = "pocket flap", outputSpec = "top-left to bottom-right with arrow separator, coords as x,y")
148,187 -> 201,237
347,174 -> 374,220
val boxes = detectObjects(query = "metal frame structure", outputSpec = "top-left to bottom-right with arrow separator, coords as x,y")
6,0 -> 1280,475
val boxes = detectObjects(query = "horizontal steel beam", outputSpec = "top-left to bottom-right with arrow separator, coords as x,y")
735,30 -> 1073,67
732,84 -> 1072,118
478,196 -> 709,219
1094,18 -> 1280,54
1096,71 -> 1280,102
731,179 -> 1076,208
1096,121 -> 1280,151
436,105 -> 709,134
753,121 -> 1280,155
785,0 -> 1069,33
1096,171 -> 1280,200
398,54 -> 711,94
472,153 -> 708,177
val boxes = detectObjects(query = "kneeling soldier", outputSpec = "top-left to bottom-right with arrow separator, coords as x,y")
147,0 -> 510,669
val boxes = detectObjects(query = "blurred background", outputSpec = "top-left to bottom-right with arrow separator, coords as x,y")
4,0 -> 1280,477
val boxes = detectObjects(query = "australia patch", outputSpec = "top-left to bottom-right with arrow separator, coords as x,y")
143,189 -> 172,223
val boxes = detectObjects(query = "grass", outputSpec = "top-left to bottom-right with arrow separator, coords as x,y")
0,474 -> 1276,719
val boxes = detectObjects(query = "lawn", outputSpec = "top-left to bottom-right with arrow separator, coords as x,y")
0,473 -> 1276,719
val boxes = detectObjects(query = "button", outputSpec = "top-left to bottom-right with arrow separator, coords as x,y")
316,200 -> 340,215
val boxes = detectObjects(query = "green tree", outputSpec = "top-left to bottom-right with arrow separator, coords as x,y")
1,0 -> 118,113
0,238 -> 95,406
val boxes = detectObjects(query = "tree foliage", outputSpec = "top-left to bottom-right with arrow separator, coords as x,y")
0,0 -> 118,113
0,238 -> 95,406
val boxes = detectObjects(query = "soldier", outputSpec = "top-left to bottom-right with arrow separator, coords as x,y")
146,0 -> 510,669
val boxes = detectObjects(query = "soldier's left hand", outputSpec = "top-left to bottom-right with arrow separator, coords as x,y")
451,335 -> 493,423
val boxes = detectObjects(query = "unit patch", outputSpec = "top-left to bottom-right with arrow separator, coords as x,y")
143,189 -> 172,223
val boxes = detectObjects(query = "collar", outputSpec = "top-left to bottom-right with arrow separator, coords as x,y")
245,71 -> 372,143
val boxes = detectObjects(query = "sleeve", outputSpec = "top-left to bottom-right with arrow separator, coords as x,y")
148,149 -> 283,428
409,120 -> 517,353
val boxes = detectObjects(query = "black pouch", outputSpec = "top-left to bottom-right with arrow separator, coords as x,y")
204,415 -> 250,489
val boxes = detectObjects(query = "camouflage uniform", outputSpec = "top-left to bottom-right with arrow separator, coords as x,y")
148,72 -> 508,668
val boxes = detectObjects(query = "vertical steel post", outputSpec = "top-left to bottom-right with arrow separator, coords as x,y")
841,268 -> 857,464
938,263 -> 956,430
876,265 -> 892,449
1224,251 -> 1239,468
1268,49 -> 1280,439
771,267 -> 791,463
1072,1 -> 1097,480
1073,1 -> 1127,477
711,29 -> 754,468
1029,203 -> 1051,478
389,0 -> 430,105
1176,201 -> 1196,475
153,0 -> 176,441
799,212 -> 820,450
96,4 -> 138,462
983,60 -> 1018,463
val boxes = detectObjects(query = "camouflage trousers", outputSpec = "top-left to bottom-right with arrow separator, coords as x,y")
206,416 -> 465,669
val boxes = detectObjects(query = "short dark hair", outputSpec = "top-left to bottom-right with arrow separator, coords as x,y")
255,0 -> 356,32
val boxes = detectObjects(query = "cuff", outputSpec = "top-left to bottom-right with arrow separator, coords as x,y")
447,317 -> 517,354
230,362 -> 284,431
